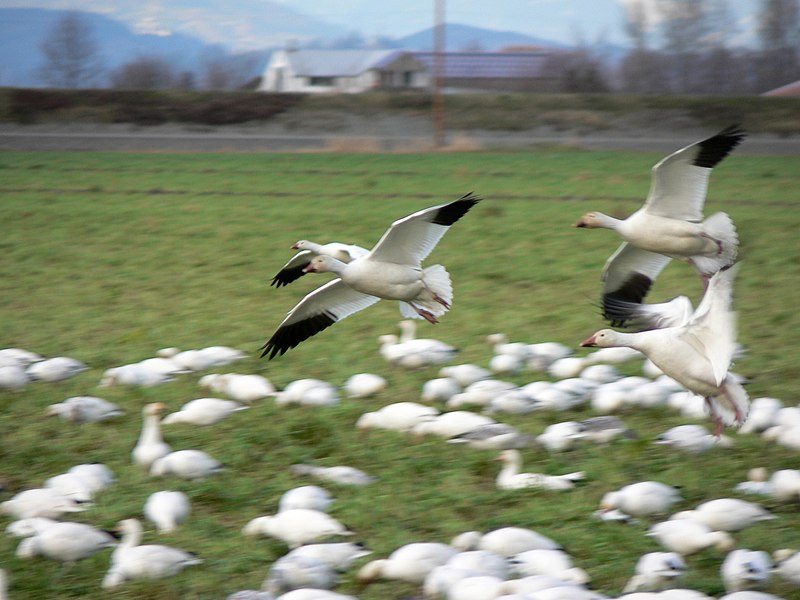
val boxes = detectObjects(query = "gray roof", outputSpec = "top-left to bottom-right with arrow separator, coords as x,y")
285,49 -> 405,77
413,52 -> 551,79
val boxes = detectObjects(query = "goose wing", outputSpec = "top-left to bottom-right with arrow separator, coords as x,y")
261,279 -> 381,359
368,193 -> 480,265
643,125 -> 745,221
271,250 -> 315,288
601,243 -> 672,326
678,264 -> 740,385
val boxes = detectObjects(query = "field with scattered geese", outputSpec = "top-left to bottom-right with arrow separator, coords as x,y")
1,145 -> 800,600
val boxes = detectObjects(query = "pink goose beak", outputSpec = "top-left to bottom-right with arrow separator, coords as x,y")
580,335 -> 597,348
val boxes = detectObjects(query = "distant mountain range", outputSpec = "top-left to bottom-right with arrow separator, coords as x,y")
0,7 -> 606,88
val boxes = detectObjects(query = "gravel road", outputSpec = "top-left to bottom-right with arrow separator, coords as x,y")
1,122 -> 798,154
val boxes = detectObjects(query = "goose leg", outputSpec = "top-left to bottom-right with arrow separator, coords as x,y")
414,306 -> 439,324
432,293 -> 451,309
705,397 -> 725,438
719,381 -> 746,426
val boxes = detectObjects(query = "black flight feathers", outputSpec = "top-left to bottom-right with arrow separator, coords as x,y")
260,311 -> 337,359
431,192 -> 481,226
693,125 -> 746,169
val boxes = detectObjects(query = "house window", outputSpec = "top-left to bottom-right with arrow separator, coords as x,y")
309,76 -> 334,86
403,71 -> 414,86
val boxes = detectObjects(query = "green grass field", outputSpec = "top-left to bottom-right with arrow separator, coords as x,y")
1,147 -> 799,599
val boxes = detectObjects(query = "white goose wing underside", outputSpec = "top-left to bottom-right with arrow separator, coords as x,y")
261,279 -> 381,359
271,250 -> 316,288
368,193 -> 480,265
678,264 -> 740,385
601,243 -> 672,326
643,126 -> 745,222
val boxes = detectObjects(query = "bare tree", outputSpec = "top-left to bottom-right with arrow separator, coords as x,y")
110,56 -> 177,89
623,0 -> 650,51
756,0 -> 800,90
38,12 -> 103,88
658,0 -> 711,93
201,52 -> 260,90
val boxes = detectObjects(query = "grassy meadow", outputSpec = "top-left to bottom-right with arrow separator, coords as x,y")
1,146 -> 800,599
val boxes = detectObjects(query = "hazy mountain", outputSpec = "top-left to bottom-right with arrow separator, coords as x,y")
0,8 -> 269,87
397,23 -> 571,52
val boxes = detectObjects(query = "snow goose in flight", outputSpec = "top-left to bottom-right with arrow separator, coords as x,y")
575,125 -> 745,325
260,193 -> 480,358
581,264 -> 748,434
271,240 -> 369,288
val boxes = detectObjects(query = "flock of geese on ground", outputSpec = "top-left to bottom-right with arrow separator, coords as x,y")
2,126 -> 799,599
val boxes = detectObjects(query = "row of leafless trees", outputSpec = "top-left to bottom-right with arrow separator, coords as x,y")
37,0 -> 800,94
38,14 -> 262,90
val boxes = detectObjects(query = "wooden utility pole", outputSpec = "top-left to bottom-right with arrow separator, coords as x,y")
432,0 -> 446,148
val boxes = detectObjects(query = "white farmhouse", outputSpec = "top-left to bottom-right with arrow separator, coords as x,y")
258,48 -> 429,93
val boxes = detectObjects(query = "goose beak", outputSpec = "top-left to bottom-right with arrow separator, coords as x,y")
302,264 -> 316,273
580,335 -> 597,348
291,242 -> 300,249
574,219 -> 587,228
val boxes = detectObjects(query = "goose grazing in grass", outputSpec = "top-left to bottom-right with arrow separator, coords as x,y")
581,264 -> 748,435
670,497 -> 774,532
279,485 -> 333,513
623,551 -> 686,593
264,554 -> 338,595
721,549 -> 772,592
199,373 -> 276,403
357,542 -> 459,585
0,364 -> 29,390
132,403 -> 171,469
412,410 -> 495,439
356,401 -> 439,433
575,126 -> 744,324
102,518 -> 202,588
16,521 -> 117,564
0,488 -> 88,520
451,527 -> 562,556
343,373 -> 387,398
283,541 -> 372,571
150,449 -> 224,481
271,240 -> 369,288
46,396 -> 124,423
144,490 -> 191,532
290,463 -> 376,486
243,508 -> 352,548
448,422 -> 536,450
161,397 -> 248,426
510,549 -> 589,584
495,450 -> 585,491
600,481 -> 682,518
260,193 -> 480,359
647,519 -> 734,556
26,356 -> 87,382
655,424 -> 733,454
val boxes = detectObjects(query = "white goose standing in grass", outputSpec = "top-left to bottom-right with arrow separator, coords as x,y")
161,397 -> 248,426
102,518 -> 202,588
132,403 -> 171,469
144,490 -> 191,532
271,240 -> 369,288
357,542 -> 459,585
16,521 -> 117,564
574,125 -> 744,325
599,481 -> 682,518
242,508 -> 352,548
150,449 -> 224,481
495,450 -> 585,491
669,497 -> 774,532
260,193 -> 480,359
581,264 -> 748,434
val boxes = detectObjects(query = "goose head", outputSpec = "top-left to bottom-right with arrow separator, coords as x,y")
574,212 -> 607,228
143,402 -> 167,417
580,329 -> 619,348
291,240 -> 310,250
